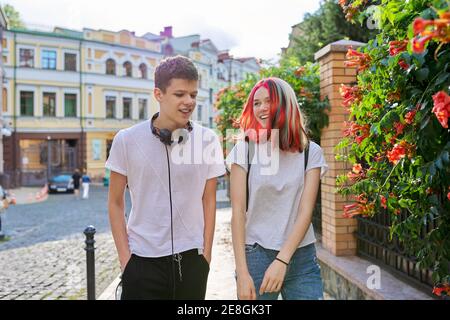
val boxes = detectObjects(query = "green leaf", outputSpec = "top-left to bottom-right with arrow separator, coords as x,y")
435,157 -> 444,170
398,199 -> 409,208
442,151 -> 449,164
420,116 -> 430,130
429,163 -> 436,176
435,72 -> 449,87
414,68 -> 429,82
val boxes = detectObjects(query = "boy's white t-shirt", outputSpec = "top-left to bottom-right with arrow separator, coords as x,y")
225,140 -> 328,250
106,120 -> 226,257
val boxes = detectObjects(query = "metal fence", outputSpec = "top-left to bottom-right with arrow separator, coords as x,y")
355,209 -> 437,292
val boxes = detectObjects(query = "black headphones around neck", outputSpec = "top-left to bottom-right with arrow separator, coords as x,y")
150,112 -> 193,146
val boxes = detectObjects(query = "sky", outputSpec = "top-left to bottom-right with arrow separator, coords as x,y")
1,0 -> 322,62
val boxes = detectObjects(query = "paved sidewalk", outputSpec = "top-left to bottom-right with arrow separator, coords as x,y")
7,186 -> 49,205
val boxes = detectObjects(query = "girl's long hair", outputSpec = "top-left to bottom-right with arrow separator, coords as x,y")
239,77 -> 309,152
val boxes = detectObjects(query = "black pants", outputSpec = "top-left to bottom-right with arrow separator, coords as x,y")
121,249 -> 210,300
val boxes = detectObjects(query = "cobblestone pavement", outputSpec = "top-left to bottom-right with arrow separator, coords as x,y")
0,185 -> 129,300
1,186 -> 332,300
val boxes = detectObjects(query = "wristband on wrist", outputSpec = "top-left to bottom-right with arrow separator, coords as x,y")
275,257 -> 289,266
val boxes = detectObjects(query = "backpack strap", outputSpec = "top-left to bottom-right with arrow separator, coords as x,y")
245,137 -> 254,213
304,142 -> 310,171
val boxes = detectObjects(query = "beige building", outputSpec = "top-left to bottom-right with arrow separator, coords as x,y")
0,8 -> 7,187
2,27 -> 162,186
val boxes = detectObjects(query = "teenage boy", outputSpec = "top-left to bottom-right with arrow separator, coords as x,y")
106,55 -> 225,299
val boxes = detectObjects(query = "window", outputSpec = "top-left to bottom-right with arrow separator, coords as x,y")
139,63 -> 147,79
123,61 -> 132,77
106,96 -> 116,119
106,59 -> 116,75
64,94 -> 77,117
209,116 -> 213,128
64,53 -> 77,71
42,50 -> 57,70
2,88 -> 7,113
198,74 -> 203,88
123,97 -> 132,119
139,98 -> 147,120
20,91 -> 34,116
19,48 -> 34,68
209,88 -> 213,104
43,92 -> 56,116
88,93 -> 92,114
197,105 -> 202,122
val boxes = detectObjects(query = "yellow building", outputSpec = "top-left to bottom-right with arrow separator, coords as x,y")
2,27 -> 163,186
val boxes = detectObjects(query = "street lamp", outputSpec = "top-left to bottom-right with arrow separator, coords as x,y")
47,136 -> 52,181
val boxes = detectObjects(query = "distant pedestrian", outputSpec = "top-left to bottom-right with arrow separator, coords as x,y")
72,169 -> 81,199
82,170 -> 91,200
0,185 -> 16,239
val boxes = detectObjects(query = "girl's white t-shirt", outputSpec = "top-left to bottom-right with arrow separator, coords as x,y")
226,140 -> 328,250
106,120 -> 226,257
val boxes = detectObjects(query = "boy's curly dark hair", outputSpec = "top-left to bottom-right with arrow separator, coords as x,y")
154,55 -> 198,92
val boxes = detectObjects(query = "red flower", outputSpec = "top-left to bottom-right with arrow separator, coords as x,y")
432,91 -> 450,129
344,48 -> 371,72
352,163 -> 363,174
347,164 -> 365,182
299,87 -> 313,99
389,40 -> 408,56
412,35 -> 433,53
394,122 -> 405,135
447,192 -> 450,201
413,18 -> 434,35
387,90 -> 402,103
387,141 -> 415,164
387,143 -> 407,164
411,15 -> 450,54
343,121 -> 361,137
380,196 -> 387,209
355,125 -> 370,145
294,66 -> 306,77
432,283 -> 450,297
340,84 -> 362,109
343,203 -> 362,218
398,60 -> 409,70
405,110 -> 417,124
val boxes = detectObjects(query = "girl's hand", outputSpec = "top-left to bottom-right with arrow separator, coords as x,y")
259,260 -> 287,295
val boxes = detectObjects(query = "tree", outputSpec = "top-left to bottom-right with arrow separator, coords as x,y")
284,0 -> 376,64
214,59 -> 330,145
2,4 -> 25,29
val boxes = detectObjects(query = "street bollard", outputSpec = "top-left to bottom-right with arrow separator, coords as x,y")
84,225 -> 96,300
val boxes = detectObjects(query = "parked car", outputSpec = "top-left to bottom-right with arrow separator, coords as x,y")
48,173 -> 74,194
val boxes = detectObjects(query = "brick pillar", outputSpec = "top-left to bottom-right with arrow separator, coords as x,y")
314,40 -> 365,256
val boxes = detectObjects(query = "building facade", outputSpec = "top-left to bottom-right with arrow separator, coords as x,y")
2,28 -> 162,186
2,25 -> 261,187
149,26 -> 261,129
0,8 -> 7,187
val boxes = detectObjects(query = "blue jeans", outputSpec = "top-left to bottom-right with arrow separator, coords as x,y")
244,243 -> 323,300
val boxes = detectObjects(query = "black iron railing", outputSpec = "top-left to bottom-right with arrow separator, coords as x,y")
355,209 -> 436,293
